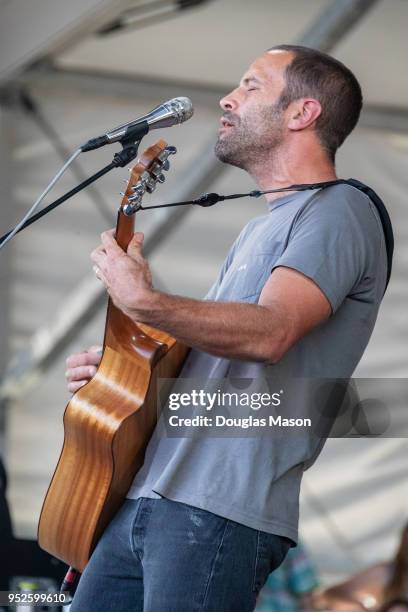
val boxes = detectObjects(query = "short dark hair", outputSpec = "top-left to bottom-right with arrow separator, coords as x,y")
268,44 -> 363,161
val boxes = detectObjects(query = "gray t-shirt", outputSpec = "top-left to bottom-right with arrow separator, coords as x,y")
128,183 -> 387,543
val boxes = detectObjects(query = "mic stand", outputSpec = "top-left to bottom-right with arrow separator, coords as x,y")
0,133 -> 148,247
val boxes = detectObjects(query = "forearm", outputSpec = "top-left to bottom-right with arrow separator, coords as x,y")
93,232 -> 329,362
132,290 -> 289,362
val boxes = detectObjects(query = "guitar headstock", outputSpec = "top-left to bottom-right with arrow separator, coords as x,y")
120,139 -> 176,216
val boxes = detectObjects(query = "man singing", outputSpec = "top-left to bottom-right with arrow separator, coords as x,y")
67,45 -> 387,611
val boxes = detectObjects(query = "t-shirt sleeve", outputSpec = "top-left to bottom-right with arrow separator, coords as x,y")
272,188 -> 380,314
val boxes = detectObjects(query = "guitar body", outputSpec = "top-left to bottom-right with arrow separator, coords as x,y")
38,141 -> 189,571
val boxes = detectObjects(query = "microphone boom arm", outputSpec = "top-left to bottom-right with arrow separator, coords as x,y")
0,139 -> 145,247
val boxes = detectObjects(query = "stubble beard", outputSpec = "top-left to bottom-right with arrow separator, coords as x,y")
215,104 -> 285,172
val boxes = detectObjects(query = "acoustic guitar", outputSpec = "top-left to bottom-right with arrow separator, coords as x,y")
38,140 -> 189,572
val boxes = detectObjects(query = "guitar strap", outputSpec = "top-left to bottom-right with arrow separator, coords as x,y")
302,178 -> 394,294
133,176 -> 395,295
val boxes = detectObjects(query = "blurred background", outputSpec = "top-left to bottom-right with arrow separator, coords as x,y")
0,0 -> 407,607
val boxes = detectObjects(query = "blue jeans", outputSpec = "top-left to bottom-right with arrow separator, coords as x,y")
71,497 -> 291,612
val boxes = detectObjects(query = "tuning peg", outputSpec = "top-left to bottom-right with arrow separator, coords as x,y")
127,193 -> 142,203
123,201 -> 141,216
145,176 -> 157,193
162,160 -> 170,171
120,191 -> 126,197
146,182 -> 156,194
140,171 -> 151,186
149,165 -> 161,181
166,146 -> 177,155
150,164 -> 167,183
133,181 -> 145,193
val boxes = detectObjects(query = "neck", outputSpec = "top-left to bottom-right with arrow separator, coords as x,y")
248,142 -> 337,203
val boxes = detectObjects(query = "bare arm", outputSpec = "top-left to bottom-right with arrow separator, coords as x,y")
129,265 -> 330,362
91,231 -> 331,364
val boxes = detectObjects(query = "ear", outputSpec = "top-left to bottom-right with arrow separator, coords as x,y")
287,98 -> 322,131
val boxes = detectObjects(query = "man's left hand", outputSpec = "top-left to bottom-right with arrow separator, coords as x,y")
91,229 -> 153,318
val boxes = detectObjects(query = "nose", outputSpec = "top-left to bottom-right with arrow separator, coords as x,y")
219,88 -> 238,112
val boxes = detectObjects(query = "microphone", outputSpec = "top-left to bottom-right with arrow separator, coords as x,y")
81,96 -> 194,152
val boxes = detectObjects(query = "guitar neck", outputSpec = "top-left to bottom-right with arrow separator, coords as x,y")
115,209 -> 135,251
103,209 -> 138,353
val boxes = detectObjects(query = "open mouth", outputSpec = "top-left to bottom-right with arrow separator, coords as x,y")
220,118 -> 235,130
